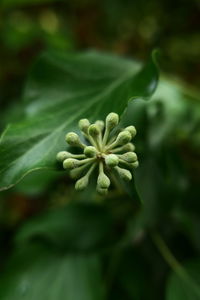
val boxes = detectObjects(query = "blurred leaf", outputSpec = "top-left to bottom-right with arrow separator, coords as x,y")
147,78 -> 190,149
122,76 -> 200,227
16,203 -> 115,251
114,171 -> 142,207
115,248 -> 152,299
14,169 -> 61,196
173,211 -> 200,252
0,101 -> 25,132
0,244 -> 104,300
166,259 -> 200,300
0,50 -> 159,191
134,158 -> 170,227
1,0 -> 60,8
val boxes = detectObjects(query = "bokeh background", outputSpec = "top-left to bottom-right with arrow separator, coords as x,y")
0,0 -> 200,299
1,0 -> 200,108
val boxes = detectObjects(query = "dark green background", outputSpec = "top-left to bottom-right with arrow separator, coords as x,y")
1,0 -> 200,107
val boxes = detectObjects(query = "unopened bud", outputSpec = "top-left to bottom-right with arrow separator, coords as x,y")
75,176 -> 89,191
121,152 -> 137,163
88,124 -> 100,137
106,112 -> 119,130
65,132 -> 83,147
125,126 -> 137,138
78,119 -> 90,133
63,158 -> 80,169
70,168 -> 83,179
105,154 -> 119,167
111,143 -> 135,154
115,130 -> 132,145
97,187 -> 108,195
131,161 -> 139,169
123,143 -> 135,152
115,166 -> 132,181
84,146 -> 97,157
97,172 -> 110,189
95,120 -> 104,131
56,151 -> 71,162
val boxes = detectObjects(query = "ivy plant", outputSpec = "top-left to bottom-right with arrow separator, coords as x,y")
0,50 -> 200,300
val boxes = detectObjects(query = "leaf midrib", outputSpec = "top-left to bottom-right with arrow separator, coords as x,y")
0,66 -> 137,191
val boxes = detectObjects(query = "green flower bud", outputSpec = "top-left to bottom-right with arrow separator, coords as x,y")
131,161 -> 139,169
78,119 -> 90,133
58,113 -> 138,193
63,158 -> 80,169
75,176 -> 89,191
123,143 -> 135,152
84,146 -> 97,157
88,124 -> 100,137
70,168 -> 83,179
97,172 -> 110,189
121,152 -> 137,163
115,130 -> 132,145
97,187 -> 108,195
105,112 -> 119,130
56,151 -> 71,162
115,166 -> 132,181
111,143 -> 135,154
95,120 -> 104,131
105,154 -> 119,167
65,132 -> 83,147
125,126 -> 137,138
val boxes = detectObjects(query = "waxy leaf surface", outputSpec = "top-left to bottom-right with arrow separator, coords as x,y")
0,51 -> 158,191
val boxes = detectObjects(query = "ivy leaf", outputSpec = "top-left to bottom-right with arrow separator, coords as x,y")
166,259 -> 200,300
15,203 -> 115,251
0,50 -> 159,191
0,244 -> 104,300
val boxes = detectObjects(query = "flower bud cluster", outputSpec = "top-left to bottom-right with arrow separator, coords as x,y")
56,112 -> 139,194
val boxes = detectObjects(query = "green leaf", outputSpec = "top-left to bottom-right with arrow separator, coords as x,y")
116,248 -> 153,299
114,171 -> 142,206
0,50 -> 159,191
147,77 -> 190,149
0,244 -> 104,300
14,169 -> 61,195
166,259 -> 200,300
15,203 -> 115,251
120,75 -> 200,226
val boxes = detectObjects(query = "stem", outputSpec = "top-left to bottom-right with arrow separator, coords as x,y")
86,162 -> 97,178
105,140 -> 118,151
106,135 -> 116,146
70,161 -> 93,179
78,143 -> 87,149
71,154 -> 86,159
99,161 -> 104,175
84,133 -> 98,149
95,135 -> 102,151
102,127 -> 110,147
111,145 -> 125,153
78,157 -> 95,166
99,130 -> 103,145
151,231 -> 200,297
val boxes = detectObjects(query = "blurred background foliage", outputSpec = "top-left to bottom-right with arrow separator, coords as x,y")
0,0 -> 200,299
1,0 -> 200,108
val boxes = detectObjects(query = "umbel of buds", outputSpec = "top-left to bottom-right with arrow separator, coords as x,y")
56,112 -> 139,195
